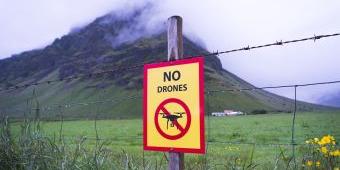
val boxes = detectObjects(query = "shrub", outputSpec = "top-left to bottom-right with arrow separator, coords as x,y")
251,109 -> 267,114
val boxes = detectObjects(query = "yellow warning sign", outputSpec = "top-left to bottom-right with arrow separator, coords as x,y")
143,57 -> 205,154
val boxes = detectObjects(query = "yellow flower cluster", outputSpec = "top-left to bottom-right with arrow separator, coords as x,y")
305,135 -> 335,145
305,135 -> 339,157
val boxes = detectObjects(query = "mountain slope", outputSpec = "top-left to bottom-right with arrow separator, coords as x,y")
0,9 -> 333,119
319,92 -> 340,107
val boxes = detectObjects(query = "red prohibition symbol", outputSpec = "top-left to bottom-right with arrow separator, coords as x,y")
154,98 -> 191,140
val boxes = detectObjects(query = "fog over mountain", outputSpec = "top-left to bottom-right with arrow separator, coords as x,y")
319,92 -> 340,108
0,0 -> 339,106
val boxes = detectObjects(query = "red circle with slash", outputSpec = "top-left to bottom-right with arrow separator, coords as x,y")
154,98 -> 191,140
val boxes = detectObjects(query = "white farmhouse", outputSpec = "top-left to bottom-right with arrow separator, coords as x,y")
211,110 -> 244,116
224,110 -> 244,116
211,112 -> 226,116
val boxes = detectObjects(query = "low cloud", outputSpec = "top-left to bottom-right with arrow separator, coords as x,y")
1,0 -> 339,105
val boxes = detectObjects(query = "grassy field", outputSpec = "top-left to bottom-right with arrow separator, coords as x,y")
7,111 -> 340,169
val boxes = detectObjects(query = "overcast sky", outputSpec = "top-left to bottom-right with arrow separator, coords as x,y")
0,0 -> 339,105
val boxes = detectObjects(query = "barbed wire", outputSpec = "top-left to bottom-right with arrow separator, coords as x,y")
7,65 -> 143,91
0,93 -> 141,113
201,33 -> 340,57
3,80 -> 340,113
208,141 -> 304,147
1,32 -> 339,168
46,93 -> 141,110
1,80 -> 339,113
0,33 -> 339,93
0,60 -> 165,93
207,80 -> 340,93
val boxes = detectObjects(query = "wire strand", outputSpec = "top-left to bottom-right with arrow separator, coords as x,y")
206,80 -> 340,93
198,33 -> 340,57
0,59 -> 166,93
1,33 -> 339,93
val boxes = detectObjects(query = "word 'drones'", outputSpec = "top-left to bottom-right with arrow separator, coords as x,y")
158,70 -> 187,93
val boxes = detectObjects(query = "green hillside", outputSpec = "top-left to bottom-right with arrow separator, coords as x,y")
0,10 -> 333,119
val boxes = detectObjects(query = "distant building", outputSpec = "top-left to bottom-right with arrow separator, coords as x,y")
211,110 -> 244,116
211,112 -> 226,116
224,110 -> 244,116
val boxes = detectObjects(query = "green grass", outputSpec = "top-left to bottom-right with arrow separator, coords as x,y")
8,111 -> 340,169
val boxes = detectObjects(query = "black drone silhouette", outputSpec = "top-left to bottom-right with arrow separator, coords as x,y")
160,112 -> 185,130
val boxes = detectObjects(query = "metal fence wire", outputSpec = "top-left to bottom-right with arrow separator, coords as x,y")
0,33 -> 339,93
0,33 -> 340,169
2,80 -> 339,169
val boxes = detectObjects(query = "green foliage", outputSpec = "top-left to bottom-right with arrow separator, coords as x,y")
0,116 -> 20,169
251,109 -> 268,115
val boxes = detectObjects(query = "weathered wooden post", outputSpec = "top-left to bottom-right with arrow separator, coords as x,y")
167,15 -> 184,170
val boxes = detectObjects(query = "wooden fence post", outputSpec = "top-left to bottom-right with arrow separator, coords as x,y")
167,15 -> 184,170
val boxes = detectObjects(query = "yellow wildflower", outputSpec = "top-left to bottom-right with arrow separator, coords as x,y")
319,135 -> 335,145
314,138 -> 319,143
305,140 -> 310,144
321,146 -> 328,154
334,167 -> 339,170
316,161 -> 320,167
306,160 -> 313,166
330,150 -> 340,157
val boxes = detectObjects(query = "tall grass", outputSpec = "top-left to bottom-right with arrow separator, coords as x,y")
0,90 -> 167,169
0,114 -> 161,169
0,114 -> 268,169
1,91 -> 337,169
